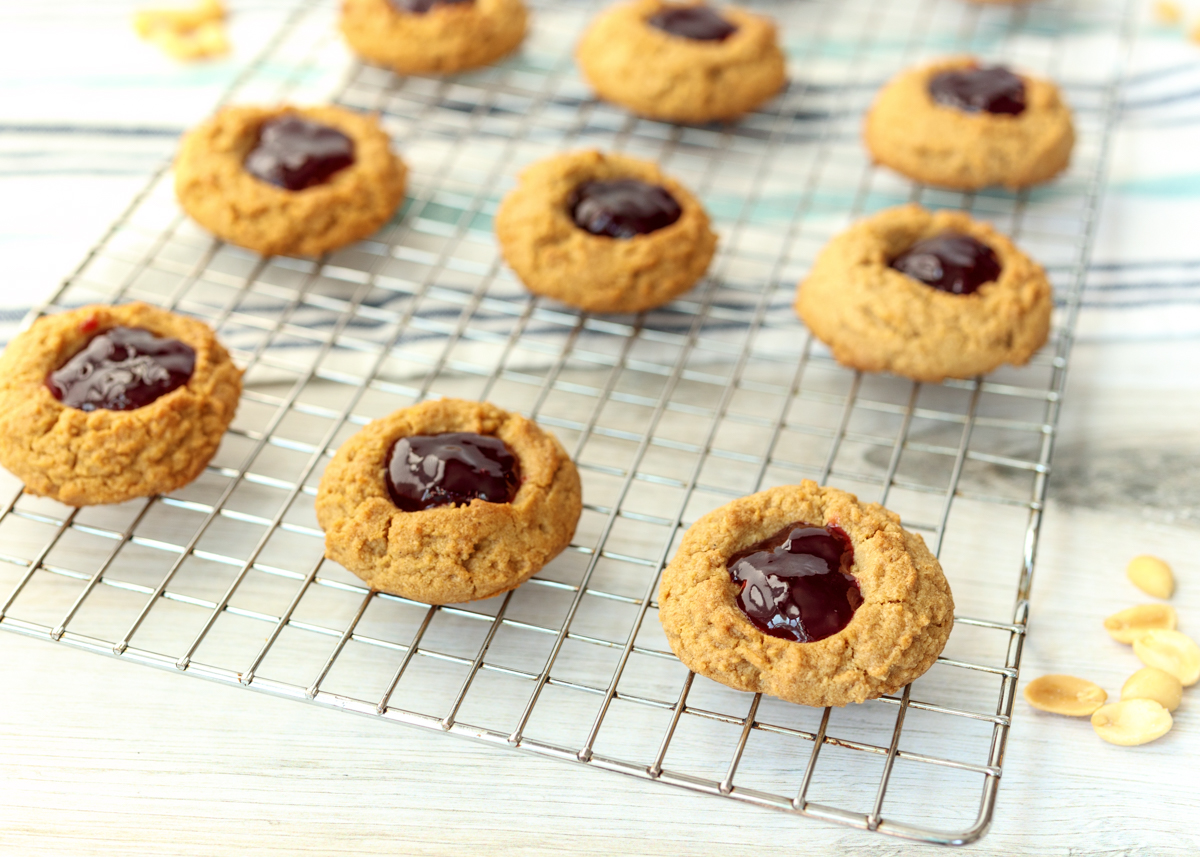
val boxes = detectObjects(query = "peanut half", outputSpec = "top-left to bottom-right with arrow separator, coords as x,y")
1103,604 -> 1178,644
1126,555 -> 1175,600
1091,699 -> 1173,746
1133,629 -> 1200,686
1121,667 -> 1183,712
1023,674 -> 1108,716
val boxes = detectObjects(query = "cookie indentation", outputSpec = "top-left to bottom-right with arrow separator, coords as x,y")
386,432 -> 520,511
647,6 -> 737,41
244,115 -> 356,191
569,179 -> 683,238
388,0 -> 472,13
47,326 -> 196,412
729,522 -> 861,643
890,232 -> 1001,296
929,65 -> 1026,116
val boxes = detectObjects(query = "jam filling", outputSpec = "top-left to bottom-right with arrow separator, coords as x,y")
385,432 -> 521,512
890,232 -> 1002,296
647,6 -> 737,41
728,522 -> 861,643
928,66 -> 1027,116
569,179 -> 683,239
244,115 -> 356,191
388,0 -> 473,13
47,326 -> 196,412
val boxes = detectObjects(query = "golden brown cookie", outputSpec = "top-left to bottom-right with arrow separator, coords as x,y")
864,56 -> 1074,190
315,399 -> 582,605
658,481 -> 954,707
175,104 -> 407,257
576,0 -> 786,123
794,204 -> 1053,383
0,303 -> 242,507
494,149 -> 717,313
340,0 -> 527,75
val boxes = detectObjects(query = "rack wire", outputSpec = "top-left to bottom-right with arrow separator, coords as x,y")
0,0 -> 1135,844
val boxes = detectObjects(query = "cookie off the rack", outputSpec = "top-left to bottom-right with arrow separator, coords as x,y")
174,104 -> 407,257
495,149 -> 717,313
576,0 -> 786,123
658,481 -> 954,707
0,303 -> 242,507
865,56 -> 1074,190
340,0 -> 528,75
795,204 -> 1053,383
315,399 -> 581,605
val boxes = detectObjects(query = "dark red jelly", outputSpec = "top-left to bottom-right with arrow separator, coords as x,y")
244,115 -> 356,191
928,66 -> 1026,116
47,326 -> 196,412
891,232 -> 1002,296
648,6 -> 737,41
388,0 -> 472,12
386,432 -> 521,512
569,179 -> 683,239
728,522 -> 861,643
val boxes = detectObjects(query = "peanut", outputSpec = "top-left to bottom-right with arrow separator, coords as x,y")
1133,629 -> 1200,686
1125,555 -> 1175,600
1103,603 -> 1178,644
1154,0 -> 1183,25
134,0 -> 225,37
1091,699 -> 1173,746
1023,674 -> 1108,716
1121,667 -> 1183,713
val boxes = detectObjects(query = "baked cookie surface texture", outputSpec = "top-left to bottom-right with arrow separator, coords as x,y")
175,104 -> 407,257
0,303 -> 242,507
658,481 -> 954,707
340,0 -> 527,75
495,149 -> 717,313
576,0 -> 786,123
795,204 -> 1053,383
865,56 -> 1074,190
316,398 -> 582,604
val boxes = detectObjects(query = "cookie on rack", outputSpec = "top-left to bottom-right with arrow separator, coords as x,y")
175,104 -> 407,257
0,303 -> 242,507
794,204 -> 1053,383
340,0 -> 528,75
864,56 -> 1074,190
494,149 -> 717,313
658,481 -> 954,707
576,0 -> 786,123
316,398 -> 582,605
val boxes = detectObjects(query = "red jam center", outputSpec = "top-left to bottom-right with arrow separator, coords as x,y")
569,179 -> 683,239
728,522 -> 861,643
928,66 -> 1026,116
47,325 -> 196,412
385,432 -> 521,512
244,116 -> 356,191
648,6 -> 737,41
890,232 -> 1002,296
388,0 -> 473,12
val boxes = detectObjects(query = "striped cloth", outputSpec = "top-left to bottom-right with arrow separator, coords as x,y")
3,0 -> 1199,354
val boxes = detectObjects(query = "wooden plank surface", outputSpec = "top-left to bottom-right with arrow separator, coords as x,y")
3,339 -> 1198,856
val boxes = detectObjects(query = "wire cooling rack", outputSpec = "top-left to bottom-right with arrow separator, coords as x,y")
0,0 -> 1135,845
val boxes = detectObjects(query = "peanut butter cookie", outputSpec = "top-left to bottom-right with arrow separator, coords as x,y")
175,104 -> 407,257
795,204 -> 1053,383
577,0 -> 786,123
865,56 -> 1074,190
316,399 -> 582,605
340,0 -> 527,75
495,149 -> 717,313
0,303 -> 242,507
659,481 -> 954,707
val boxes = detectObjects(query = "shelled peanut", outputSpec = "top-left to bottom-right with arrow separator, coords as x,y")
134,0 -> 229,61
1024,553 -> 1195,748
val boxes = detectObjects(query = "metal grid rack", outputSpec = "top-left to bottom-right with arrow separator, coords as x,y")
0,0 -> 1134,845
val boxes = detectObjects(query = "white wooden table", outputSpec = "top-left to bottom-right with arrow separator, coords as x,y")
2,337 -> 1197,857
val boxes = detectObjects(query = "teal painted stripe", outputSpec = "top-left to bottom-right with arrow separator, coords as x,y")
1110,174 -> 1200,197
